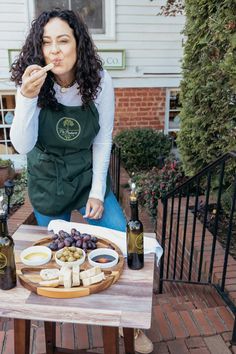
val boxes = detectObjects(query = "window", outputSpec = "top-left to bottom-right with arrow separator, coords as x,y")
33,0 -> 115,39
0,93 -> 16,155
165,89 -> 181,147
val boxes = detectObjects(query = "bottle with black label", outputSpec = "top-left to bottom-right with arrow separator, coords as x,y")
126,183 -> 144,270
0,197 -> 16,290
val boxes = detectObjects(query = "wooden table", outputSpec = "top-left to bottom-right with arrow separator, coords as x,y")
1,225 -> 155,354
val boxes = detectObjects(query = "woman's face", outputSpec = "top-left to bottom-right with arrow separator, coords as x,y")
42,17 -> 77,82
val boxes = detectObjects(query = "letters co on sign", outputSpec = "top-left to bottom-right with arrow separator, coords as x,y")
98,50 -> 125,70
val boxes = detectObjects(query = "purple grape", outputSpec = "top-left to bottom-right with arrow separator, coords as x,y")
58,241 -> 65,249
91,236 -> 98,243
75,231 -> 81,237
76,239 -> 82,248
71,228 -> 77,236
64,238 -> 72,247
52,234 -> 58,240
83,235 -> 91,242
48,243 -> 58,251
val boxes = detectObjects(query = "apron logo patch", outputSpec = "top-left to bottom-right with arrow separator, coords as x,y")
56,117 -> 81,141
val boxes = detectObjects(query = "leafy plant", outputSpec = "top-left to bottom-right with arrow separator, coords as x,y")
133,156 -> 186,220
177,0 -> 236,176
114,128 -> 172,173
0,158 -> 14,169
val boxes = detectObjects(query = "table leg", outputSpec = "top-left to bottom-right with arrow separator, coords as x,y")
102,326 -> 119,354
14,319 -> 31,354
123,328 -> 134,354
44,321 -> 56,354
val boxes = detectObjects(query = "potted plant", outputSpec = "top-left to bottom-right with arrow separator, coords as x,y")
0,158 -> 15,187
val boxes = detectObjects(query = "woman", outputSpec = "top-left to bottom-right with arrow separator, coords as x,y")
10,9 -> 126,231
10,10 -> 153,354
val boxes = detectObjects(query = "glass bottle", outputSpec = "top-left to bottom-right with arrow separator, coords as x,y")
126,183 -> 144,270
0,196 -> 16,290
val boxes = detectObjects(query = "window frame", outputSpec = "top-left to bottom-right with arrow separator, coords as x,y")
164,88 -> 181,135
28,0 -> 115,40
0,91 -> 16,155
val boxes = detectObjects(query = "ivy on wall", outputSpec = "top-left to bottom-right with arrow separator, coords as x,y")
177,0 -> 236,176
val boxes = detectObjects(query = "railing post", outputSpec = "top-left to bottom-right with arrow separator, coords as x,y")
231,315 -> 236,345
159,197 -> 167,294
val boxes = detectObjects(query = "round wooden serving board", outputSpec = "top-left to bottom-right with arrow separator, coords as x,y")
17,236 -> 124,298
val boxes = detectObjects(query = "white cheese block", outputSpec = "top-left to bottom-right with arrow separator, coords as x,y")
80,266 -> 101,280
72,264 -> 80,286
63,267 -> 72,289
59,265 -> 69,285
82,272 -> 105,287
40,268 -> 60,281
39,279 -> 60,287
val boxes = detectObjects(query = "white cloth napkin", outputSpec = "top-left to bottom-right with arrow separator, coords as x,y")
48,220 -> 163,266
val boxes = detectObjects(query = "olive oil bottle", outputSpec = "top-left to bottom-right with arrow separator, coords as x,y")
126,183 -> 144,270
0,198 -> 16,290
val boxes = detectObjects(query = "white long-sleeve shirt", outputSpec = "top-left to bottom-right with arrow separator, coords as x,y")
10,69 -> 114,202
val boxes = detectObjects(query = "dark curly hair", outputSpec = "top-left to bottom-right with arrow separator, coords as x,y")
10,9 -> 103,108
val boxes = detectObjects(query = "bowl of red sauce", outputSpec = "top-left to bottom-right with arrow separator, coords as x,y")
88,248 -> 119,269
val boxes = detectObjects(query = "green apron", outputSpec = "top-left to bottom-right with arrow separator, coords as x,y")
27,102 -> 110,216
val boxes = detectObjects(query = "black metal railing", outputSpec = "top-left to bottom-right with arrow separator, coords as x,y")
109,143 -> 121,201
158,151 -> 236,342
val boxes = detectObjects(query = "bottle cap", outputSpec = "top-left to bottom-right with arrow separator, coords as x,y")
130,182 -> 137,202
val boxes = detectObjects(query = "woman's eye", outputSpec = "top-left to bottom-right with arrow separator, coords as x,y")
43,42 -> 51,46
59,40 -> 68,44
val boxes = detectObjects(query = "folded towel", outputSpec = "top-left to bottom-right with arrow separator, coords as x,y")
48,220 -> 163,266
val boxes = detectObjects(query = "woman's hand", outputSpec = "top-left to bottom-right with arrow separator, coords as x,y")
21,65 -> 48,98
84,198 -> 104,219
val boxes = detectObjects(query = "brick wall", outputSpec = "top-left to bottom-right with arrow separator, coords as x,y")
114,88 -> 166,134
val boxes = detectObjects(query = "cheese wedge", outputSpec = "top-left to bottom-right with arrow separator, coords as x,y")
40,268 -> 60,281
80,266 -> 101,280
82,272 -> 105,287
72,264 -> 80,287
39,279 -> 59,287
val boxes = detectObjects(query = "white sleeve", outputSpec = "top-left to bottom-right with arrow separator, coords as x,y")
10,88 -> 40,154
89,70 -> 114,202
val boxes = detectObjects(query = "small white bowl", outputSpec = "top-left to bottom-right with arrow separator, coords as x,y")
88,248 -> 119,269
55,247 -> 86,268
20,246 -> 52,266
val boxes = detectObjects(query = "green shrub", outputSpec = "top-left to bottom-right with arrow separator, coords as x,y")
133,156 -> 186,220
177,0 -> 236,176
114,128 -> 172,173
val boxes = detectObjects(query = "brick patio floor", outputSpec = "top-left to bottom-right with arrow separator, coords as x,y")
4,197 -> 236,353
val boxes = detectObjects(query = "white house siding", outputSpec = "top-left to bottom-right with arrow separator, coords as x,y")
96,0 -> 185,88
0,0 -> 29,81
0,0 -> 185,88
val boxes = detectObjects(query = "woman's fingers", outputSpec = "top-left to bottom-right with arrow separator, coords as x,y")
21,65 -> 48,98
84,198 -> 104,219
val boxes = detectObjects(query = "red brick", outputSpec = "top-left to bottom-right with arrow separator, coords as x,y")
216,307 -> 234,331
74,324 -> 89,350
91,325 -> 103,348
204,308 -> 227,333
165,311 -> 187,338
61,323 -> 75,349
179,311 -> 200,337
185,336 -> 206,349
189,349 -> 210,354
167,339 -> 189,353
4,329 -> 13,354
191,309 -> 216,335
153,306 -> 173,341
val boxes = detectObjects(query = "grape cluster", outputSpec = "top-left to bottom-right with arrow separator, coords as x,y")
48,228 -> 98,252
